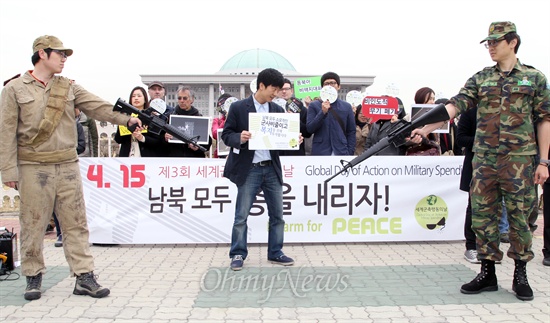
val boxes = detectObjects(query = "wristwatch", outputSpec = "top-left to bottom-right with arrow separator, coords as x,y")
539,159 -> 550,167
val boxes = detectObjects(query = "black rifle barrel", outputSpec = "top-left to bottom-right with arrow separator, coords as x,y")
324,103 -> 450,183
113,98 -> 206,152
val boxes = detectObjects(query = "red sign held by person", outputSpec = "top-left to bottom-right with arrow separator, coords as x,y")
362,96 -> 399,122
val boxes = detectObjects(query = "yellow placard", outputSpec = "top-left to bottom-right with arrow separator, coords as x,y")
118,113 -> 147,136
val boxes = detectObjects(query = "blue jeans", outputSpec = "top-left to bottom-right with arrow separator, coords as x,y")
230,164 -> 284,260
499,198 -> 509,234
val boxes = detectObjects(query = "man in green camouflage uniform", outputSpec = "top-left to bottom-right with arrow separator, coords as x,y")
414,21 -> 550,301
0,35 -> 142,301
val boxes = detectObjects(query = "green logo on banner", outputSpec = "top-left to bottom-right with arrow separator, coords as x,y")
414,195 -> 448,231
294,76 -> 322,99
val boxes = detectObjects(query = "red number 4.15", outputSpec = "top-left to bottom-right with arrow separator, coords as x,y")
87,164 -> 145,188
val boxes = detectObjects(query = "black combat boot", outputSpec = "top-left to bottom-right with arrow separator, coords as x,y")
460,259 -> 498,294
513,259 -> 533,301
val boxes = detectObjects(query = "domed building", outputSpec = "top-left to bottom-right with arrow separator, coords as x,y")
141,49 -> 375,117
216,49 -> 297,75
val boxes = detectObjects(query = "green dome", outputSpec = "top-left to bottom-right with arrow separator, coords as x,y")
217,49 -> 297,75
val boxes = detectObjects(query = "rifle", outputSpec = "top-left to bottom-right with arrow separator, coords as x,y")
325,103 -> 450,183
113,98 -> 206,152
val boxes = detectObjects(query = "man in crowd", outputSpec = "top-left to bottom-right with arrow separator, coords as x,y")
164,86 -> 211,157
278,78 -> 311,156
307,71 -> 356,156
147,80 -> 174,115
148,80 -> 175,157
74,107 -> 99,157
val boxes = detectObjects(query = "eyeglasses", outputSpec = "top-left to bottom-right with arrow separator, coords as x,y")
323,81 -> 338,86
52,49 -> 68,59
280,87 -> 292,91
178,96 -> 189,101
484,37 -> 506,49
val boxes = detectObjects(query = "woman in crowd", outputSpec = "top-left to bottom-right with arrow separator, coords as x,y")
114,86 -> 162,157
406,87 -> 442,156
354,105 -> 371,155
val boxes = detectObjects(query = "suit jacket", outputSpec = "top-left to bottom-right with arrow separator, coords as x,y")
222,95 -> 283,186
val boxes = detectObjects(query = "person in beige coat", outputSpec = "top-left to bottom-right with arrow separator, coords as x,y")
0,35 -> 141,301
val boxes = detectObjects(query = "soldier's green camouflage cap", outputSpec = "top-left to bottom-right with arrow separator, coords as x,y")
32,35 -> 73,56
480,21 -> 516,43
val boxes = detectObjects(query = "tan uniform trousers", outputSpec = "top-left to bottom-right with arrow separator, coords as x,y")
19,162 -> 94,277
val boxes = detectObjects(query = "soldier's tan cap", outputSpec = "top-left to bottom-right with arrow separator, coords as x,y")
480,21 -> 516,43
32,35 -> 73,56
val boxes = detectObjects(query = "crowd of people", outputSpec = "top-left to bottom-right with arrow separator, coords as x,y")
69,74 -> 467,161
0,20 -> 548,304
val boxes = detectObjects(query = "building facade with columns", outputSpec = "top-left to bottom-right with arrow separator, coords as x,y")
140,48 -> 376,117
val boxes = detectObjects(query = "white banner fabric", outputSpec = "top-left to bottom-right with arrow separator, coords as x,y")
79,156 -> 468,244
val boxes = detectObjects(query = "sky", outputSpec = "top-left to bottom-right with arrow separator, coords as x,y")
1,0 -> 549,111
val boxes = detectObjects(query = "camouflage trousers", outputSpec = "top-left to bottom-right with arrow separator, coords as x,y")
470,153 -> 535,262
18,162 -> 94,277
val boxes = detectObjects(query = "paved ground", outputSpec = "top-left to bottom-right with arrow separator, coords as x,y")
0,213 -> 548,322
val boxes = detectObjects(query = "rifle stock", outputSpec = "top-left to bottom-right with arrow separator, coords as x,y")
113,98 -> 206,152
325,103 -> 450,183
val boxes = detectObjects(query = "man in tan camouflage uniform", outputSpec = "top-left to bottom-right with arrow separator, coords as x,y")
414,22 -> 550,301
0,35 -> 142,301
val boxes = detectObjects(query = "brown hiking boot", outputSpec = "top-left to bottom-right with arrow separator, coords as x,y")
24,273 -> 42,301
73,272 -> 110,298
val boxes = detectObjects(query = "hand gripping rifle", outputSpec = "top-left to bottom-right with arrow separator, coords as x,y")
325,103 -> 450,183
113,98 -> 206,152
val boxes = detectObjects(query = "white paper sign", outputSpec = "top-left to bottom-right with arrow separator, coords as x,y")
346,90 -> 363,107
149,98 -> 166,114
320,85 -> 338,103
223,97 -> 239,114
217,128 -> 230,156
248,113 -> 300,150
250,79 -> 257,93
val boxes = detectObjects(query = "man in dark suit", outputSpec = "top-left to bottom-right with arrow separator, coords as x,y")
221,68 -> 296,271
